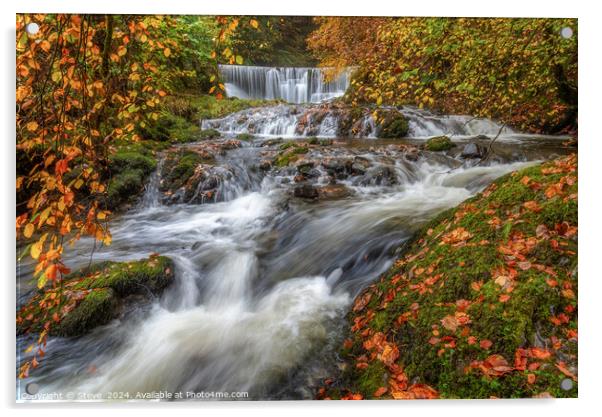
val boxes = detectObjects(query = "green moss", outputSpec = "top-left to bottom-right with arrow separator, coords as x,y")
375,109 -> 409,139
274,144 -> 309,167
54,288 -> 118,337
107,169 -> 146,209
70,256 -> 174,296
235,133 -> 255,141
104,141 -> 167,210
161,149 -> 205,191
357,361 -> 387,397
426,135 -> 454,151
199,128 -> 221,140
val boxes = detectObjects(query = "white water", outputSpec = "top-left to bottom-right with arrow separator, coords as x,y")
18,140 -> 545,400
219,65 -> 351,104
201,103 -> 538,141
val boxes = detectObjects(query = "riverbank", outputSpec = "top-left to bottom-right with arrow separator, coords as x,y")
317,154 -> 577,399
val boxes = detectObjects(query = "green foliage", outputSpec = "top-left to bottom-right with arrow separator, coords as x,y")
229,16 -> 318,66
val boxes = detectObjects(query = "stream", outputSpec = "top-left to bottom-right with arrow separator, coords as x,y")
17,66 -> 573,401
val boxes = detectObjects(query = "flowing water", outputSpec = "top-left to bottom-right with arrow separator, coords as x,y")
17,100 -> 572,401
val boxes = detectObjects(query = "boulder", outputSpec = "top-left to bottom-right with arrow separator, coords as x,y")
17,256 -> 175,337
425,135 -> 455,152
375,109 -> 409,139
293,183 -> 319,200
460,142 -> 487,159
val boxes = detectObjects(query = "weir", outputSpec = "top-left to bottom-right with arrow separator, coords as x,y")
219,64 -> 351,103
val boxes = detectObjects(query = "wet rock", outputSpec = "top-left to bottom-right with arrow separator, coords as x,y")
262,137 -> 284,147
317,184 -> 352,200
461,142 -> 487,159
357,165 -> 398,187
293,183 -> 319,200
259,160 -> 272,171
426,135 -> 455,152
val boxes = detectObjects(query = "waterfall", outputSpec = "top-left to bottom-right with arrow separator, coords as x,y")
219,65 -> 351,104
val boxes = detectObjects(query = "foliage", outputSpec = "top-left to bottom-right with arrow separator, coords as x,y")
15,13 -> 191,376
309,18 -> 578,133
229,16 -> 317,66
318,155 -> 577,399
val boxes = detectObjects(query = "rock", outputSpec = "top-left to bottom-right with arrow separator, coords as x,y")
460,142 -> 487,159
17,256 -> 175,337
360,165 -> 398,186
425,135 -> 454,151
293,183 -> 319,200
375,109 -> 409,139
198,128 -> 221,140
259,160 -> 272,171
262,138 -> 284,147
317,184 -> 352,200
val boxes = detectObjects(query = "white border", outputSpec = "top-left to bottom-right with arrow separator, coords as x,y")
2,1 -> 600,416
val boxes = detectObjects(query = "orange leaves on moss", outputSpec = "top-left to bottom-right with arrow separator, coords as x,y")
440,227 -> 473,246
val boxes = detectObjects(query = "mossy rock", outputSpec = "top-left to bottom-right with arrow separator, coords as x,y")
375,109 -> 409,139
274,144 -> 309,167
426,135 -> 454,151
327,155 -> 578,399
235,133 -> 255,141
199,128 -> 222,140
17,256 -> 175,337
160,149 -> 208,192
105,147 -> 159,210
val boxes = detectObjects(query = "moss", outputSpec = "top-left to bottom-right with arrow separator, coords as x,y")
104,141 -> 167,210
107,169 -> 146,209
327,155 -> 578,399
160,149 -> 205,191
274,144 -> 309,167
70,256 -> 174,296
306,136 -> 319,145
426,135 -> 455,151
17,256 -> 175,338
235,133 -> 255,141
375,109 -> 409,139
53,288 -> 118,337
199,128 -> 222,140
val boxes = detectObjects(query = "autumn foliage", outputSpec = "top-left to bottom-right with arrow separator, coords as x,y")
309,17 -> 577,133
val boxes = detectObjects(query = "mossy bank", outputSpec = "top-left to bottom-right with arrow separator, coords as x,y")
319,154 -> 577,400
17,255 -> 174,337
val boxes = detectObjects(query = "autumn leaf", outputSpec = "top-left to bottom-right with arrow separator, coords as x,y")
163,47 -> 171,58
441,315 -> 458,332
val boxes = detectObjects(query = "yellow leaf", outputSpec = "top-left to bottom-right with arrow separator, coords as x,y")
250,19 -> 259,29
31,240 -> 43,259
97,211 -> 107,220
163,47 -> 171,57
26,121 -> 38,132
23,223 -> 34,238
74,179 -> 84,189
